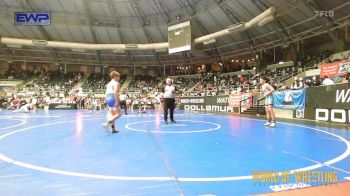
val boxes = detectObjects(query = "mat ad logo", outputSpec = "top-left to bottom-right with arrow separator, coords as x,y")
15,12 -> 51,26
252,170 -> 337,184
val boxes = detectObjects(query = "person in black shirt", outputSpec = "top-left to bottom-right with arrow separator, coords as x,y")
346,72 -> 350,83
311,76 -> 321,86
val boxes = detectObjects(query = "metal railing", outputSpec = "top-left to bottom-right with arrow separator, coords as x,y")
256,97 -> 266,115
239,96 -> 253,113
238,95 -> 267,115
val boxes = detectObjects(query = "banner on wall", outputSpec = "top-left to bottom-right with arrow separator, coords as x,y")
228,93 -> 242,107
179,96 -> 237,112
272,89 -> 306,110
306,83 -> 350,110
320,60 -> 350,78
300,83 -> 350,123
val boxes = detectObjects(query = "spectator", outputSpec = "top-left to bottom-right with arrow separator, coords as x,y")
311,76 -> 321,86
322,76 -> 335,86
297,78 -> 305,89
251,85 -> 260,106
341,75 -> 348,83
346,72 -> 350,82
290,77 -> 299,89
291,77 -> 304,90
305,79 -> 312,87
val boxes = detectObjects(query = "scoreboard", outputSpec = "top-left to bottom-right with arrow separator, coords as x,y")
168,21 -> 191,54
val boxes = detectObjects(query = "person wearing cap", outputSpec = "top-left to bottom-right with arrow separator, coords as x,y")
162,78 -> 179,124
311,76 -> 321,86
290,76 -> 299,90
291,77 -> 305,90
296,78 -> 305,90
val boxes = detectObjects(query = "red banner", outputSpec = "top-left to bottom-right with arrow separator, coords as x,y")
320,60 -> 350,78
228,93 -> 242,107
228,92 -> 253,111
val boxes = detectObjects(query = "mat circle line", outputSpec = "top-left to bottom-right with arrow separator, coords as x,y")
124,120 -> 221,134
0,118 -> 26,130
0,117 -> 348,181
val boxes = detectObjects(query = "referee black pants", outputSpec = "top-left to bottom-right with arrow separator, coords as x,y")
164,98 -> 175,121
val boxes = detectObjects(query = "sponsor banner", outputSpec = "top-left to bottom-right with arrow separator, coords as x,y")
306,83 -> 350,109
301,107 -> 350,124
179,97 -> 205,105
305,69 -> 320,77
206,96 -> 230,106
179,96 -> 237,112
320,60 -> 350,78
15,12 -> 51,26
227,93 -> 253,109
228,93 -> 242,107
273,89 -> 306,110
49,103 -> 77,110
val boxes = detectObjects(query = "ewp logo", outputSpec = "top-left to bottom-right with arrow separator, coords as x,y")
15,12 -> 51,26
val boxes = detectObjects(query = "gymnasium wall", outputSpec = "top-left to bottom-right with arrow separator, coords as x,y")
0,62 -> 9,73
65,64 -> 81,73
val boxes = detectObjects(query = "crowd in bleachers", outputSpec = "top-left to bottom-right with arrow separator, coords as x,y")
182,73 -> 251,96
1,67 -> 87,111
127,75 -> 159,94
20,71 -> 81,97
303,49 -> 334,68
170,76 -> 201,93
175,66 -> 297,97
82,73 -> 127,94
289,72 -> 350,89
0,66 -> 33,80
1,49 -> 350,112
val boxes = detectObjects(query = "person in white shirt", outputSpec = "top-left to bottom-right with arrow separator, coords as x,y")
132,98 -> 139,111
260,76 -> 276,127
154,93 -> 161,110
31,96 -> 37,110
322,76 -> 335,86
138,97 -> 147,113
290,77 -> 300,90
162,78 -> 179,124
102,71 -> 121,133
120,90 -> 128,115
296,78 -> 305,90
45,96 -> 51,104
14,103 -> 33,113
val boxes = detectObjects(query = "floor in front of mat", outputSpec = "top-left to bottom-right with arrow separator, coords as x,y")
0,110 -> 349,196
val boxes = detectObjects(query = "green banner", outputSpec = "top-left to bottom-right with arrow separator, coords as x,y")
306,83 -> 350,109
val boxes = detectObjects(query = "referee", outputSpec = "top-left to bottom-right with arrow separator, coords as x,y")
162,78 -> 179,124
